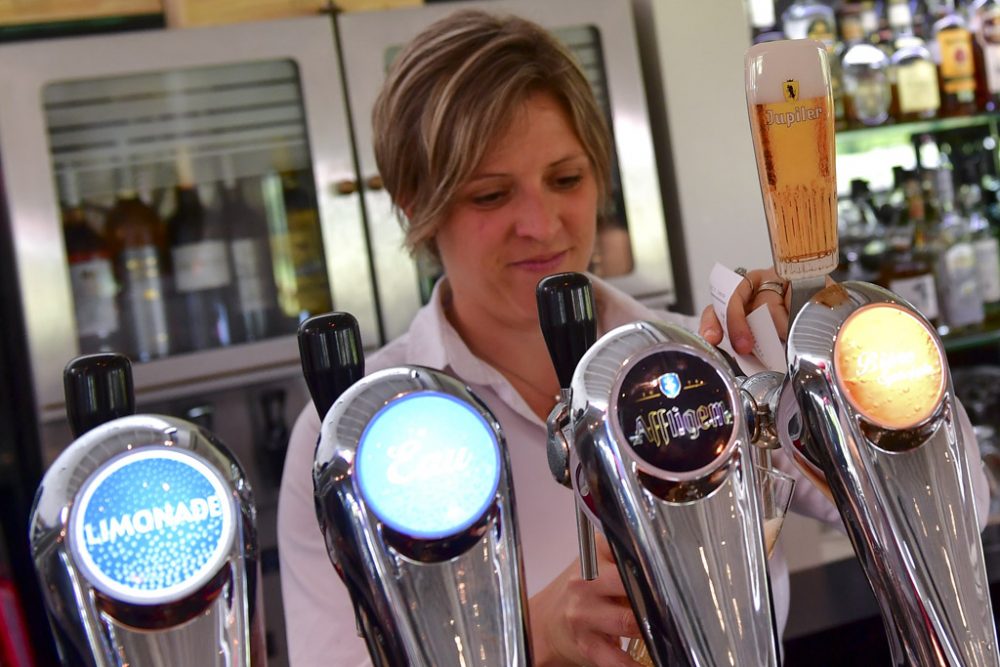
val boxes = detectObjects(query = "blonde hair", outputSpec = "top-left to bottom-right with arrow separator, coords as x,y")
372,9 -> 612,263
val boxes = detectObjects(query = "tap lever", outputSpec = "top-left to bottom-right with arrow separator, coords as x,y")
63,353 -> 135,438
745,40 -> 838,319
298,312 -> 365,421
537,273 -> 599,580
536,272 -> 597,388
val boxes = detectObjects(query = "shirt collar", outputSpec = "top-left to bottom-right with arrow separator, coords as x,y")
402,275 -> 666,426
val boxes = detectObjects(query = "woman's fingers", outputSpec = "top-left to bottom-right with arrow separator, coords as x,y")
699,305 -> 723,345
532,556 -> 644,667
728,267 -> 793,351
758,299 -> 789,341
575,635 -> 645,667
725,272 -> 757,354
564,589 -> 641,639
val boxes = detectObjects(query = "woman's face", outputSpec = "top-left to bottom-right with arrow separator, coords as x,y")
436,91 -> 598,327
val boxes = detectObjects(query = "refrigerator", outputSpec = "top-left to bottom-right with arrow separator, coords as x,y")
0,1 -> 676,663
0,16 -> 375,665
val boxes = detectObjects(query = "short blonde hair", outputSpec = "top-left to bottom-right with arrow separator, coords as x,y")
372,9 -> 612,262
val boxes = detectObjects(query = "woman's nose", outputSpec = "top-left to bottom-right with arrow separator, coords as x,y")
512,190 -> 560,240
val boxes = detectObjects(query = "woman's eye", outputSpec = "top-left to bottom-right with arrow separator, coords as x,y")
553,173 -> 583,190
471,190 -> 508,206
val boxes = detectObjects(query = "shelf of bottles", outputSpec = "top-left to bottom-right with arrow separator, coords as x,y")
53,58 -> 334,364
747,0 -> 1000,352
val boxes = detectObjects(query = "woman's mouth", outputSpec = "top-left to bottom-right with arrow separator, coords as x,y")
511,250 -> 568,272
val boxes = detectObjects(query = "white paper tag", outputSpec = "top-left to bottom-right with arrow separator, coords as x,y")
709,263 -> 787,375
746,305 -> 787,371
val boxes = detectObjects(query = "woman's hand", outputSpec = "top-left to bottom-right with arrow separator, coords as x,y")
699,266 -> 790,355
530,535 -> 643,666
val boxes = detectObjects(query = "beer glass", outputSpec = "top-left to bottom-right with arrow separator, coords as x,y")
745,39 -> 838,281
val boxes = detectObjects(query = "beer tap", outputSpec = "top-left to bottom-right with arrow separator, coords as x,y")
301,313 -> 532,666
537,272 -> 780,666
745,39 -> 1000,665
30,353 -> 264,666
536,272 -> 598,580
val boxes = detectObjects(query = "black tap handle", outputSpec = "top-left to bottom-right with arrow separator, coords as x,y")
298,312 -> 365,421
63,353 -> 135,438
536,272 -> 597,389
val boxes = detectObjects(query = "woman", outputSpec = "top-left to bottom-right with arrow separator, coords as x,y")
276,9 -> 984,667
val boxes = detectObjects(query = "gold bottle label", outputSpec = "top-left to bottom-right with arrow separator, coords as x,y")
981,12 -> 1000,93
285,208 -> 333,316
937,30 -> 977,94
896,60 -> 941,112
834,304 -> 944,430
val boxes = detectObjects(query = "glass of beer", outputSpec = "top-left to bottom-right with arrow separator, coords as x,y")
755,465 -> 796,556
745,39 -> 838,281
624,466 -> 794,666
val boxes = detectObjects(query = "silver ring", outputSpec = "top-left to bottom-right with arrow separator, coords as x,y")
755,280 -> 787,297
734,266 -> 749,278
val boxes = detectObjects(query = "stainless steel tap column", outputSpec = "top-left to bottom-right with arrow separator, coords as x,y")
300,313 -> 531,667
538,274 -> 779,667
29,354 -> 264,667
745,39 -> 1000,666
785,283 -> 999,665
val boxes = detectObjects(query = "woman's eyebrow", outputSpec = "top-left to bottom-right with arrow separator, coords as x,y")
468,153 -> 588,181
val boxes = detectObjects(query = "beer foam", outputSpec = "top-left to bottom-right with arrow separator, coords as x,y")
745,39 -> 831,104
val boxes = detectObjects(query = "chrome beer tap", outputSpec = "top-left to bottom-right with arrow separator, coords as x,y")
786,285 -> 998,666
300,313 -> 531,667
30,353 -> 265,667
745,39 -> 1000,666
537,273 -> 780,667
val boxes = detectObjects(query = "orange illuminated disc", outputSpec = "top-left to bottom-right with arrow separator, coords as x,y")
834,304 -> 945,430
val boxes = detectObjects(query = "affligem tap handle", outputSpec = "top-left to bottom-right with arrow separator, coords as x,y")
536,272 -> 597,389
63,353 -> 135,438
298,312 -> 365,421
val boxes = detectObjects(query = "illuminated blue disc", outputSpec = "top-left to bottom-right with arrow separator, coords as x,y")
356,391 -> 501,540
70,447 -> 235,605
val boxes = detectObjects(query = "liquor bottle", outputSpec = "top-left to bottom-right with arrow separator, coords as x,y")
911,0 -> 933,38
838,178 -> 884,281
873,1 -> 899,50
889,0 -> 944,119
222,172 -> 280,343
104,167 -> 170,362
841,5 -> 894,126
783,0 -> 848,128
167,157 -> 234,353
931,4 -> 980,115
961,183 -> 1000,320
970,0 -> 1000,109
881,170 -> 942,324
60,170 -> 120,355
748,0 -> 783,44
277,169 -> 332,319
782,0 -> 837,42
929,161 -> 985,333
